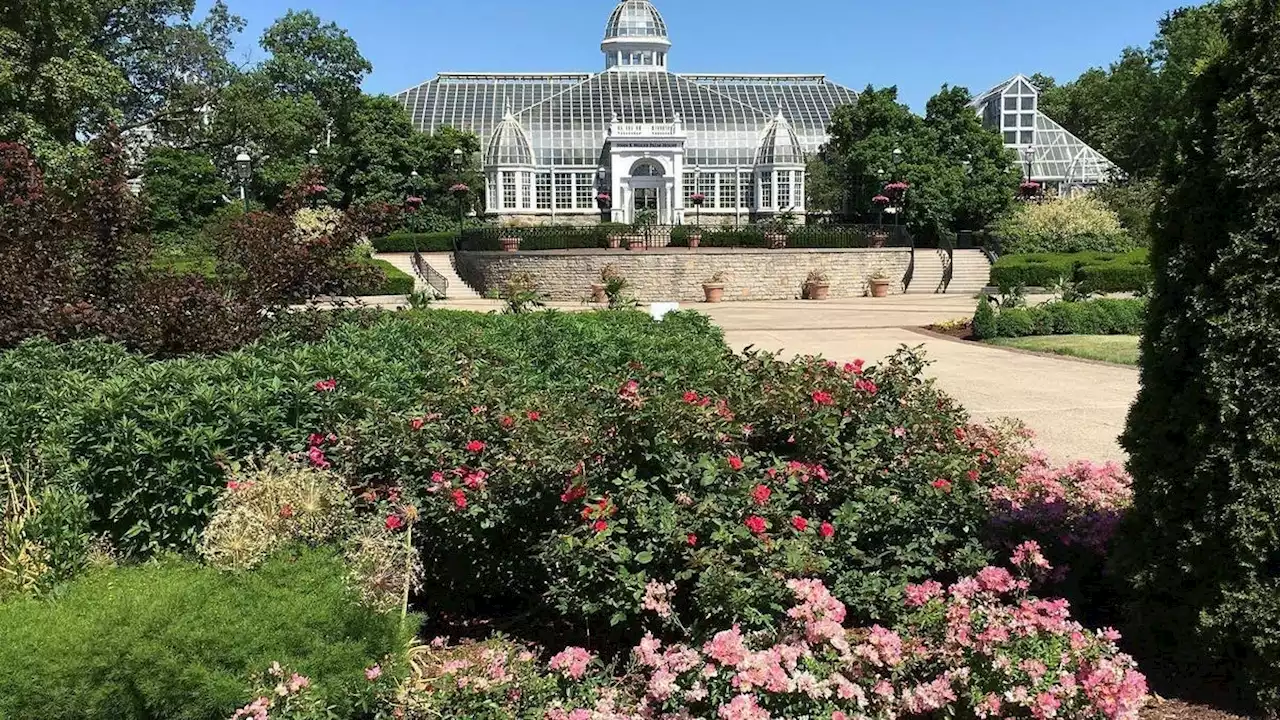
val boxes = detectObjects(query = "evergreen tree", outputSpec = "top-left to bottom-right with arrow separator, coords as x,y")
1120,0 -> 1280,712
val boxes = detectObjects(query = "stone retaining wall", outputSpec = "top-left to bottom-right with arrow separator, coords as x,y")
454,247 -> 913,302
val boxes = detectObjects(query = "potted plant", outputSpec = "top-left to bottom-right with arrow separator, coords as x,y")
630,209 -> 657,251
600,264 -> 628,308
703,271 -> 726,303
498,217 -> 528,252
590,280 -> 608,304
762,209 -> 797,249
804,270 -> 831,300
868,268 -> 893,298
687,229 -> 702,248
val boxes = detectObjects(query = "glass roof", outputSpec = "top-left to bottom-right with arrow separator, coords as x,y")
485,113 -> 535,166
756,112 -> 804,165
397,73 -> 858,168
604,0 -> 668,40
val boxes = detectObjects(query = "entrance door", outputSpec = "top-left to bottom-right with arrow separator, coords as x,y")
633,186 -> 658,218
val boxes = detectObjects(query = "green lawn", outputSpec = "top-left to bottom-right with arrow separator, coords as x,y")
985,335 -> 1140,365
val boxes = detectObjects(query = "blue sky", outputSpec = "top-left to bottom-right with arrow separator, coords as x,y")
202,0 -> 1187,110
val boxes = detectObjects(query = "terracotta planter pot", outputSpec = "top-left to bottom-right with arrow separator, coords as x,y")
590,283 -> 607,304
806,282 -> 831,301
869,233 -> 889,249
627,235 -> 646,251
703,283 -> 725,303
687,233 -> 702,249
607,235 -> 623,249
870,278 -> 892,298
766,232 -> 788,249
500,237 -> 521,252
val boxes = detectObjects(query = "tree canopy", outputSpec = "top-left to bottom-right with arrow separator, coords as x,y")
816,85 -> 1018,241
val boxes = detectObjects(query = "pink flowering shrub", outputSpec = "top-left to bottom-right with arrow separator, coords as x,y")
401,554 -> 1147,719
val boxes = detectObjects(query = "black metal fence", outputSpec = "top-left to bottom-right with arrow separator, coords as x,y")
457,224 -> 913,252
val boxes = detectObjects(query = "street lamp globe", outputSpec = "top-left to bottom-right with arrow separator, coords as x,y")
235,152 -> 252,181
892,148 -> 904,166
308,147 -> 319,164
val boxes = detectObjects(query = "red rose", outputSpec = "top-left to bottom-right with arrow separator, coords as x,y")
385,514 -> 404,531
687,533 -> 698,546
791,516 -> 808,532
466,440 -> 486,453
279,504 -> 294,519
593,520 -> 608,534
561,484 -> 587,504
313,378 -> 337,393
452,489 -> 468,509
683,391 -> 700,404
728,455 -> 744,471
819,522 -> 835,539
932,478 -> 953,493
410,418 -> 425,431
745,515 -> 767,535
967,469 -> 980,482
500,416 -> 515,429
751,484 -> 772,506
527,411 -> 541,421
811,390 -> 835,406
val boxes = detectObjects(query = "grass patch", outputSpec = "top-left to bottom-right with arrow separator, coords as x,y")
986,335 -> 1140,365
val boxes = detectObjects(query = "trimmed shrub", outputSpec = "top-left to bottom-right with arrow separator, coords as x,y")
971,298 -> 1147,340
362,259 -> 414,296
0,548 -> 412,720
371,232 -> 456,253
1119,2 -> 1280,712
991,251 -> 1151,292
991,195 -> 1138,254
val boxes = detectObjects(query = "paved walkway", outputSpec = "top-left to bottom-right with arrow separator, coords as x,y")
698,299 -> 1138,464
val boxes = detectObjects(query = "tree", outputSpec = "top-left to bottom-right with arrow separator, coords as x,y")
141,148 -> 228,235
259,11 -> 372,124
817,85 -> 1017,241
328,94 -> 432,206
1119,0 -> 1280,712
0,0 -> 242,172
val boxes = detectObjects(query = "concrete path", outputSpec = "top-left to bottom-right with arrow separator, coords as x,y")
698,299 -> 1138,464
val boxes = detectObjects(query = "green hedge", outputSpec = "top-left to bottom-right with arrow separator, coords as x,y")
971,298 -> 1148,339
0,548 -> 411,720
990,250 -> 1151,292
363,259 -> 414,296
668,227 -> 769,248
370,232 -> 456,253
0,311 -> 729,556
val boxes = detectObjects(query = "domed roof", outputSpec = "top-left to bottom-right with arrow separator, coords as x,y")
756,110 -> 805,165
604,0 -> 668,41
485,111 -> 535,166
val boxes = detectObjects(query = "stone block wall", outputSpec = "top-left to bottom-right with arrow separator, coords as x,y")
454,247 -> 913,302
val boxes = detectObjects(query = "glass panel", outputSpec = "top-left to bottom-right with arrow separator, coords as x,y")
1020,130 -> 1035,145
761,172 -> 772,210
502,171 -> 517,209
1021,96 -> 1035,110
1021,113 -> 1035,128
575,172 -> 594,209
535,173 -> 552,209
1004,131 -> 1018,144
554,173 -> 573,210
1004,96 -> 1018,111
778,170 -> 792,209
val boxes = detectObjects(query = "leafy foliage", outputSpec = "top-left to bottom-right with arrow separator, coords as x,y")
991,251 -> 1152,293
0,548 -> 412,720
1119,0 -> 1280,712
991,195 -> 1137,255
970,299 -> 1147,340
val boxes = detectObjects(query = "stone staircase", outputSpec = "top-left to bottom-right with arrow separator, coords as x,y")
376,252 -> 483,300
906,248 -> 992,296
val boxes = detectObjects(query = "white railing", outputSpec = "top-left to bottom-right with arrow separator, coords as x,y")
610,122 -> 681,137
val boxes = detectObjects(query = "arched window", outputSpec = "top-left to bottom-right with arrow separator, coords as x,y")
631,161 -> 664,177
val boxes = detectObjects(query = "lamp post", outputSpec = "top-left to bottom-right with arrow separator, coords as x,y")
1022,145 -> 1037,183
691,165 -> 701,227
891,148 -> 905,230
308,147 -> 319,166
597,165 -> 608,221
235,152 -> 252,213
452,149 -> 466,244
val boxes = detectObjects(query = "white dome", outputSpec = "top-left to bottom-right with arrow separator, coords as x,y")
604,0 -> 668,41
485,112 -> 534,167
756,110 -> 805,165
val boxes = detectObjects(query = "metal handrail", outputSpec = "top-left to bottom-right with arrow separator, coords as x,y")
940,235 -> 955,292
411,252 -> 449,298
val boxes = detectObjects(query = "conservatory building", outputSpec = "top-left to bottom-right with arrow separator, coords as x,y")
395,0 -> 859,226
970,75 -> 1120,191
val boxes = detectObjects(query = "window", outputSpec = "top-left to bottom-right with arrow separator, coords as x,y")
1021,113 -> 1035,128
718,173 -> 735,209
1003,114 -> 1019,128
698,172 -> 716,207
502,171 -> 517,210
683,172 -> 696,204
1020,131 -> 1034,145
1004,131 -> 1018,144
535,173 -> 552,209
760,172 -> 772,210
555,173 -> 573,210
740,172 -> 755,210
794,171 -> 805,209
777,170 -> 792,210
633,161 -> 663,177
522,173 -> 532,210
1021,96 -> 1036,110
575,172 -> 595,209
1004,96 -> 1018,111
